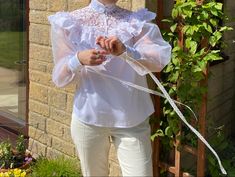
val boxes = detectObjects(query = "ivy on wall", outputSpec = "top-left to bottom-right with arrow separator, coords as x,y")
151,0 -> 233,175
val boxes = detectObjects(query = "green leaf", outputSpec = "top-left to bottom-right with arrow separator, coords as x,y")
203,22 -> 213,33
169,71 -> 179,82
172,8 -> 178,19
151,129 -> 165,141
219,26 -> 233,32
182,8 -> 192,18
190,41 -> 198,54
162,19 -> 173,23
172,56 -> 179,66
186,26 -> 195,35
214,3 -> 223,10
209,36 -> 217,47
170,23 -> 177,32
201,11 -> 209,19
210,19 -> 218,27
210,8 -> 218,16
204,51 -> 222,61
165,126 -> 173,137
164,63 -> 173,73
214,31 -> 222,41
192,66 -> 202,72
182,25 -> 189,33
185,38 -> 197,54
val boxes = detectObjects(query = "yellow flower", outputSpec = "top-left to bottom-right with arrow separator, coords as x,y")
0,169 -> 26,177
20,171 -> 26,177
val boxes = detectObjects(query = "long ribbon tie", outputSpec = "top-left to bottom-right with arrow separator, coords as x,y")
87,53 -> 227,175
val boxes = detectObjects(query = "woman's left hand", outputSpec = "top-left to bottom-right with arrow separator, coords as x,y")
96,36 -> 126,56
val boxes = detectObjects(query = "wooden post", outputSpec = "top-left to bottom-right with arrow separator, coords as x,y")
152,0 -> 164,176
197,69 -> 207,177
196,1 -> 206,176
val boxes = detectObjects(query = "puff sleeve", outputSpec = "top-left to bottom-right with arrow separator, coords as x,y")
119,10 -> 172,75
48,12 -> 82,88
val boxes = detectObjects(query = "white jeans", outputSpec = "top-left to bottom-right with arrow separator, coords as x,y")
71,112 -> 153,177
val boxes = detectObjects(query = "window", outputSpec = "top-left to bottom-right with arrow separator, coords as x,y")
0,0 -> 28,138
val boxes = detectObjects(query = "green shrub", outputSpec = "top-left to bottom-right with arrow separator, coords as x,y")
30,156 -> 81,177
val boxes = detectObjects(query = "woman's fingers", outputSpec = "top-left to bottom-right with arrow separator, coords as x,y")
96,36 -> 125,55
104,38 -> 112,52
96,36 -> 106,49
89,50 -> 107,65
109,38 -> 118,52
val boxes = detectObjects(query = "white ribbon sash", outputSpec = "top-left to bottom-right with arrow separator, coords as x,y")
86,54 -> 227,175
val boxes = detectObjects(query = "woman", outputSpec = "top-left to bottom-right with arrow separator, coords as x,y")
48,0 -> 171,176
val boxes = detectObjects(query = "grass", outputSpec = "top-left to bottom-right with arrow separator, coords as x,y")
0,31 -> 26,70
29,156 -> 82,177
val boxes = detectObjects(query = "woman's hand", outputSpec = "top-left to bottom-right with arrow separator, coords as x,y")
96,36 -> 126,56
78,49 -> 108,66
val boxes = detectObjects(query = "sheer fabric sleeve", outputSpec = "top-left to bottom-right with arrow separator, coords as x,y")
48,13 -> 82,88
120,23 -> 172,76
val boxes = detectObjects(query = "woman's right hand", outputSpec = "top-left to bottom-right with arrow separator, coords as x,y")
78,49 -> 108,66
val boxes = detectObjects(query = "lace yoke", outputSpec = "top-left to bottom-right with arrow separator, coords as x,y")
70,6 -> 132,35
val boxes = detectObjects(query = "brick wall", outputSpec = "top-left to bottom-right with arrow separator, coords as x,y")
28,0 -> 148,176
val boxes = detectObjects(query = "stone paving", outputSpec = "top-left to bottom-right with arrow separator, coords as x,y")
0,66 -> 26,122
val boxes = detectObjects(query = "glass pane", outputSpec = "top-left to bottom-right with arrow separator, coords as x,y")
0,0 -> 27,127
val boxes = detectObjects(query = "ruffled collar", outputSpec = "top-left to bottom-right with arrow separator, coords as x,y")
89,0 -> 117,13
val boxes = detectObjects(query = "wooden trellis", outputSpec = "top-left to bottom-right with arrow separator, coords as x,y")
152,0 -> 207,176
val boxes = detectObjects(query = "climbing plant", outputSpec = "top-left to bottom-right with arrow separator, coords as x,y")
151,0 -> 233,175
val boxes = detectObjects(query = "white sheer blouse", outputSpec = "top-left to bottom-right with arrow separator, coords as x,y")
47,0 -> 172,127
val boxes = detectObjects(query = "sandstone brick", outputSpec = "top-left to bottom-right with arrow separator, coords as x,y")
117,0 -> 132,10
132,0 -> 145,11
29,111 -> 47,131
29,99 -> 50,117
109,161 -> 122,177
109,143 -> 118,162
46,147 -> 64,158
48,88 -> 67,110
47,63 -> 54,74
62,126 -> 73,143
48,0 -> 67,12
64,84 -> 77,94
29,60 -> 47,72
51,136 -> 76,156
109,143 -> 122,176
50,107 -> 71,126
29,0 -> 47,10
68,0 -> 90,11
29,82 -> 48,103
46,119 -> 65,137
66,93 -> 74,113
30,10 -> 51,24
28,138 -> 47,158
29,70 -> 53,86
29,43 -> 53,63
29,23 -> 50,45
28,126 -> 52,146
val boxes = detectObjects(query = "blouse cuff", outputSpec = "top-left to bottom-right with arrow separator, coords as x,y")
68,52 -> 82,73
120,45 -> 141,60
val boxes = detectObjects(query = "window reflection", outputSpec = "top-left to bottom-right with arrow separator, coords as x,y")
0,0 -> 27,125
